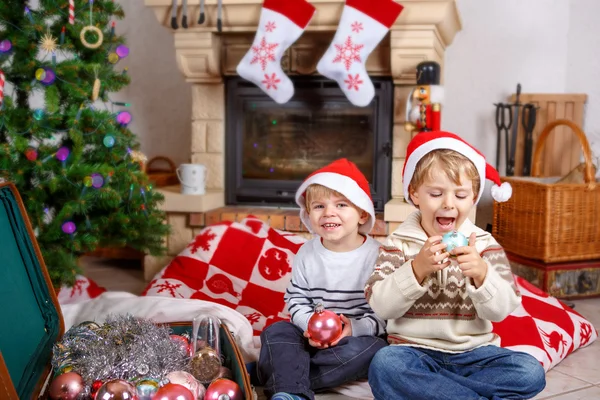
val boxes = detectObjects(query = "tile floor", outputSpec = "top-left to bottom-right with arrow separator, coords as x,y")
81,257 -> 600,400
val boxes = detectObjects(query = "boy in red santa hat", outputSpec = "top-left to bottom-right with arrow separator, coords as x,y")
365,131 -> 546,400
257,158 -> 387,400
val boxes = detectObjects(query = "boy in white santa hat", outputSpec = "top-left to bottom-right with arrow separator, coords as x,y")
257,158 -> 386,400
365,131 -> 546,400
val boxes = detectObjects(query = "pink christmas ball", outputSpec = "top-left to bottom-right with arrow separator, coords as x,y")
48,371 -> 84,400
165,371 -> 201,398
204,378 -> 243,400
152,383 -> 194,400
307,306 -> 342,346
94,379 -> 138,400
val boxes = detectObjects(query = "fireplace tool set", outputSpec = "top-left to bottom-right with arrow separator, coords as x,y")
170,0 -> 223,32
494,84 -> 538,176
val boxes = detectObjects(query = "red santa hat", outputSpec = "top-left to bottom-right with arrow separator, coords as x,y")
402,131 -> 512,205
295,158 -> 375,234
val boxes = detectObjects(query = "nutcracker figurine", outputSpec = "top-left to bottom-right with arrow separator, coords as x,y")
405,61 -> 443,133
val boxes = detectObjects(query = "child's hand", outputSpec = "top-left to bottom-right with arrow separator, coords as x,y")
303,330 -> 329,349
413,236 -> 450,284
452,232 -> 487,287
330,314 -> 352,347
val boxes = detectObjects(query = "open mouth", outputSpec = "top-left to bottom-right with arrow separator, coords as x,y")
322,223 -> 341,230
436,217 -> 455,231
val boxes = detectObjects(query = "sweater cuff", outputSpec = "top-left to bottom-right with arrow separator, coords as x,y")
295,312 -> 314,333
467,261 -> 500,303
394,260 -> 427,300
350,318 -> 371,337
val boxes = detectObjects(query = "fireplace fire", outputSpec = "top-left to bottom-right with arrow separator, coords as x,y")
225,76 -> 393,210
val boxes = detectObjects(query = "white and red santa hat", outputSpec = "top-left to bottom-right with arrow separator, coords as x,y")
403,131 -> 512,205
295,158 -> 376,234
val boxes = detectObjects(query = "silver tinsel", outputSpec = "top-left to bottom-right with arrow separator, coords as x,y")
52,314 -> 190,386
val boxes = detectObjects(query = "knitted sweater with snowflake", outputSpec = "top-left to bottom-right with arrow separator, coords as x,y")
285,235 -> 386,337
365,211 -> 521,352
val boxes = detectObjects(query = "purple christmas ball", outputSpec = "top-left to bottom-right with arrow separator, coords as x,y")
55,147 -> 70,162
0,39 -> 12,53
115,44 -> 129,58
62,221 -> 76,235
116,111 -> 132,125
41,68 -> 56,85
91,173 -> 104,188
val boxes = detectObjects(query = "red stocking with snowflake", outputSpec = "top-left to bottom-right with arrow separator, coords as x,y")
236,0 -> 315,104
317,0 -> 403,106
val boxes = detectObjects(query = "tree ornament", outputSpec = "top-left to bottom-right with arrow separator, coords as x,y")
60,26 -> 66,44
56,147 -> 70,162
39,30 -> 58,53
153,383 -> 195,400
25,148 -> 38,161
190,347 -> 221,384
61,221 -> 76,235
116,44 -> 129,58
91,173 -> 104,188
92,69 -> 101,101
0,40 -> 12,54
135,379 -> 159,400
441,230 -> 468,254
0,70 -> 5,106
94,379 -> 137,400
68,0 -> 75,24
35,68 -> 46,81
103,135 -> 115,148
205,378 -> 243,400
165,371 -> 203,399
307,303 -> 342,346
80,26 -> 103,49
48,371 -> 84,400
116,110 -> 132,125
33,109 -> 45,120
107,52 -> 119,64
42,68 -> 56,85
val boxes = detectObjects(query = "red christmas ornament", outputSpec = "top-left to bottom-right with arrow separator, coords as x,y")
152,383 -> 195,400
170,334 -> 192,356
204,378 -> 243,400
91,380 -> 104,395
307,304 -> 342,345
48,371 -> 84,400
25,148 -> 38,161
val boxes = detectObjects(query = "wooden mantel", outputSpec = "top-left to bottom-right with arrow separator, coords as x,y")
143,0 -> 462,84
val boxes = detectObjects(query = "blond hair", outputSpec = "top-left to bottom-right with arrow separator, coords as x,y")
304,184 -> 365,214
409,149 -> 480,197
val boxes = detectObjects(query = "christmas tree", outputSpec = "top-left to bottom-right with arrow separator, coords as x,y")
0,0 -> 169,287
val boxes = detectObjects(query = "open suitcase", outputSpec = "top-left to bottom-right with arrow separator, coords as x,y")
0,182 -> 252,399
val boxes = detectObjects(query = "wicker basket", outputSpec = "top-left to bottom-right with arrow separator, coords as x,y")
145,156 -> 179,187
493,119 -> 600,263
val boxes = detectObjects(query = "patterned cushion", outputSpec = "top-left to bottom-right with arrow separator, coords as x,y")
57,275 -> 107,304
142,216 -> 306,335
492,275 -> 597,371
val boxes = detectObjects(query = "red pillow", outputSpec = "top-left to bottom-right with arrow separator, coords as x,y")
142,216 -> 306,335
492,275 -> 597,371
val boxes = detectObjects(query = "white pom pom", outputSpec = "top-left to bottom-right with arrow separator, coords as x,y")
491,182 -> 512,202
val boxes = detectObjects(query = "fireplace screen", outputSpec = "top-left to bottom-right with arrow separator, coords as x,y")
225,77 -> 392,211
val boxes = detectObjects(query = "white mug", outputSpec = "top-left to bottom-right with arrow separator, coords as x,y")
176,163 -> 207,195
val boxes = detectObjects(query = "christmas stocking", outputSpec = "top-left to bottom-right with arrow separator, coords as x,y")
236,0 -> 315,104
317,0 -> 404,107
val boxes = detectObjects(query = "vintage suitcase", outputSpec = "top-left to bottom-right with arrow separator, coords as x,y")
507,251 -> 600,300
0,182 -> 252,399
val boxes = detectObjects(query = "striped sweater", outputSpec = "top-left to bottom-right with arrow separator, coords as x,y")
365,211 -> 521,352
285,235 -> 386,337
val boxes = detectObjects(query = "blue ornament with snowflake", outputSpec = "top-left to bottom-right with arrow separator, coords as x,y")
441,230 -> 468,254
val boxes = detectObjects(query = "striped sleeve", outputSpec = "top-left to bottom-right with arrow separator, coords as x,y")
284,255 -> 314,332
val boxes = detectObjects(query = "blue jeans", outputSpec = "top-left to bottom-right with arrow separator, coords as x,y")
258,321 -> 387,400
368,345 -> 546,400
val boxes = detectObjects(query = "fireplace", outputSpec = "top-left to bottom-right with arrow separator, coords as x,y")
225,76 -> 393,210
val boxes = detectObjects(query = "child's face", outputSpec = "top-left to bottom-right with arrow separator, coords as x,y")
409,168 -> 476,237
308,193 -> 368,251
